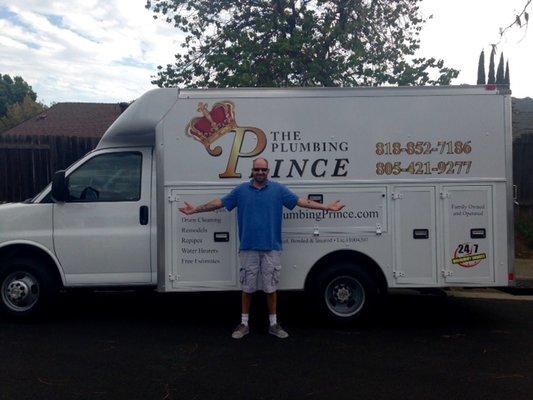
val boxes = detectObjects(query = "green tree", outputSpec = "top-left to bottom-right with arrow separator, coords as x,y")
496,53 -> 505,84
0,74 -> 37,117
477,50 -> 486,84
504,61 -> 510,86
487,47 -> 496,84
146,0 -> 459,88
0,96 -> 47,133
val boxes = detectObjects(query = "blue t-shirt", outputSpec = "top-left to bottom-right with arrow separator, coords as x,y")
221,180 -> 299,251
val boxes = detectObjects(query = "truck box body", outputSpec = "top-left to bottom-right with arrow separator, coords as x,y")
0,86 -> 514,319
147,86 -> 512,291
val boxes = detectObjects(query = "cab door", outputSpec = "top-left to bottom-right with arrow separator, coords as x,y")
53,148 -> 152,285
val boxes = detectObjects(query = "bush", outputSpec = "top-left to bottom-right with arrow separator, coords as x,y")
516,218 -> 533,248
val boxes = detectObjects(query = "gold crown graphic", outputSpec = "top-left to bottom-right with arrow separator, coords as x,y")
186,101 -> 237,155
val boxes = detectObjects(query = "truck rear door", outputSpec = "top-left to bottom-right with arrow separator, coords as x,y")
441,186 -> 494,283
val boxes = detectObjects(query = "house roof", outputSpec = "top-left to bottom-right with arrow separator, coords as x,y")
1,102 -> 128,138
4,95 -> 531,140
512,97 -> 533,138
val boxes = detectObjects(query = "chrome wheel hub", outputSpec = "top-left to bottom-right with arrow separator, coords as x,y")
335,285 -> 352,302
7,280 -> 30,301
2,272 -> 40,312
325,275 -> 365,317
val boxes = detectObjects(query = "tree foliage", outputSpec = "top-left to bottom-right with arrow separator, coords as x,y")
476,50 -> 486,84
0,74 -> 47,133
504,61 -> 510,86
146,0 -> 459,88
487,48 -> 496,85
0,96 -> 47,133
496,53 -> 505,84
0,74 -> 37,118
477,48 -> 510,88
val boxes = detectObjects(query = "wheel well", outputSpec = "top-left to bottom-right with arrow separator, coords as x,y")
304,250 -> 388,295
0,244 -> 63,287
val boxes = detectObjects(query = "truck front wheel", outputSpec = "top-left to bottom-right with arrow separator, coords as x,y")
0,258 -> 57,319
314,263 -> 378,324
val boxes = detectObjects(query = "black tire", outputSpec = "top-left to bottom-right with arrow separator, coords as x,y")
0,257 -> 58,319
313,263 -> 378,324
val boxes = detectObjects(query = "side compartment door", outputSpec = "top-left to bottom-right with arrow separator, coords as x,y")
442,186 -> 494,283
393,186 -> 437,285
167,189 -> 238,290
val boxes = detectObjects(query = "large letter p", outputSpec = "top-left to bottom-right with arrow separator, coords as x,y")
219,127 -> 267,178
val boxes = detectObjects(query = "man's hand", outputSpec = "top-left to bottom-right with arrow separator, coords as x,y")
179,201 -> 197,215
326,200 -> 344,212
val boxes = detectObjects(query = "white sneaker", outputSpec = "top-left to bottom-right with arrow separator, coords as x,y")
268,323 -> 289,339
231,324 -> 249,339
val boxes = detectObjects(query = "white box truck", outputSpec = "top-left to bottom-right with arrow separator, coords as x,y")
0,86 -> 514,321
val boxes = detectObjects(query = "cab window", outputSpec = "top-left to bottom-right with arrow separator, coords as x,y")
66,152 -> 142,202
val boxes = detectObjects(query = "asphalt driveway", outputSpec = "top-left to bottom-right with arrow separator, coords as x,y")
0,290 -> 531,400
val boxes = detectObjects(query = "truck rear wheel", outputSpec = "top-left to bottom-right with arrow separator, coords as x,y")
314,263 -> 378,324
0,257 -> 57,319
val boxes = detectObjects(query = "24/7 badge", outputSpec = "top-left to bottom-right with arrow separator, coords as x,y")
452,243 -> 487,268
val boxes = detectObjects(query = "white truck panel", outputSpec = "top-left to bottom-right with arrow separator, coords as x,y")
155,87 -> 511,291
161,95 -> 506,183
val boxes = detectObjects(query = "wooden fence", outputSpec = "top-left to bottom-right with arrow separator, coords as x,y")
0,135 -> 99,202
514,134 -> 533,218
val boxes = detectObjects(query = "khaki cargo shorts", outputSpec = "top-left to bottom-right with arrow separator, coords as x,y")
238,250 -> 282,294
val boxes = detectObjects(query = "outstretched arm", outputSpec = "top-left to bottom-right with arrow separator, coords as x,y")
297,198 -> 344,212
179,199 -> 224,215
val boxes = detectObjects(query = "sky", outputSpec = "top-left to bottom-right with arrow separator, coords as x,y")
0,0 -> 531,105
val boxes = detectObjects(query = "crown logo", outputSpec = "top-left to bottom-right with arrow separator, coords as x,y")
186,101 -> 237,156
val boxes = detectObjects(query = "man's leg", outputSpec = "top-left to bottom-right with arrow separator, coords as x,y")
266,289 -> 287,338
233,292 -> 252,339
263,251 -> 280,319
232,251 -> 259,339
239,250 -> 259,320
242,291 -> 252,314
262,252 -> 288,338
231,291 -> 252,339
266,291 -> 277,315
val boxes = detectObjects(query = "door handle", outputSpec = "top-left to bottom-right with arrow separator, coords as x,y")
308,194 -> 323,203
214,232 -> 229,242
413,229 -> 429,239
139,206 -> 149,225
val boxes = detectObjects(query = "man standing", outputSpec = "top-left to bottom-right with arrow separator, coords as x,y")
179,158 -> 344,339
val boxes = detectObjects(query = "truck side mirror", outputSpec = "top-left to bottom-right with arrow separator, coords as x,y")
51,170 -> 69,202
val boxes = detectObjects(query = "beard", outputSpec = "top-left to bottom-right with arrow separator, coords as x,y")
253,173 -> 267,184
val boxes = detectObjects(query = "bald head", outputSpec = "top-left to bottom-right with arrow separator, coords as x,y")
251,157 -> 269,186
253,158 -> 269,169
